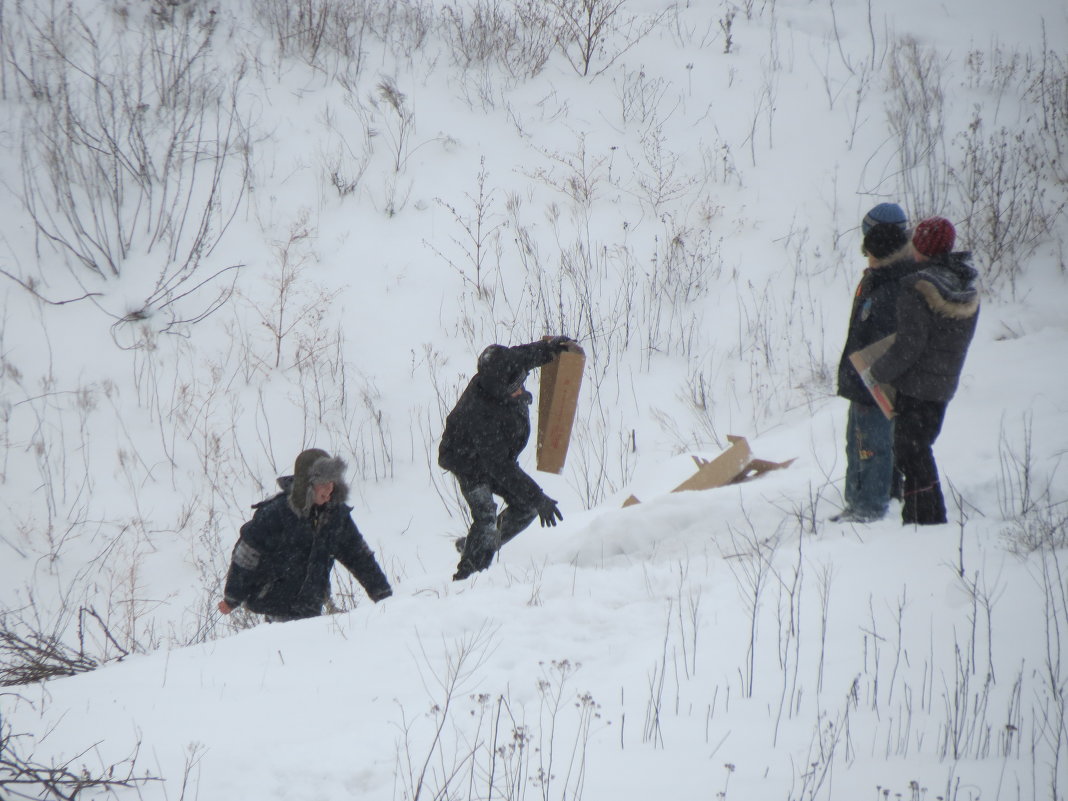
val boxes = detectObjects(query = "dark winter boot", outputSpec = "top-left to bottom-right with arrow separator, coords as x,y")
902,481 -> 947,525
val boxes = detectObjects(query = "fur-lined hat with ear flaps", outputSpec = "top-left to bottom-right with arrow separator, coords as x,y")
288,448 -> 349,517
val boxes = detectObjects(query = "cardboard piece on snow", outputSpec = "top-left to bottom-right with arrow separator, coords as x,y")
622,435 -> 795,506
536,340 -> 585,474
849,333 -> 897,420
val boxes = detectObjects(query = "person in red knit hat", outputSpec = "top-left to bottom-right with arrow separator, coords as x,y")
912,216 -> 957,259
869,217 -> 980,525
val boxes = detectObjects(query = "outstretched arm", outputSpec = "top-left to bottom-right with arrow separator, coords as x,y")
478,338 -> 575,398
335,514 -> 393,602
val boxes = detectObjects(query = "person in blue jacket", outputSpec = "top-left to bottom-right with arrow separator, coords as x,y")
832,204 -> 919,522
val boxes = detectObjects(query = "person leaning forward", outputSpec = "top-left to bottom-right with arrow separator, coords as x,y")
439,337 -> 575,581
218,448 -> 392,622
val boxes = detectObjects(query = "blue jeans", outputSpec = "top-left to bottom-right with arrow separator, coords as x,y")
843,401 -> 894,519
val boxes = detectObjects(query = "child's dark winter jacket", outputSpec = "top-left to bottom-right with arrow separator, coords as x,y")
870,252 -> 980,402
438,340 -> 559,507
836,250 -> 921,405
223,457 -> 391,619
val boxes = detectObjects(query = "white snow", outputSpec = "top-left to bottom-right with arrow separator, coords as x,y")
1,0 -> 1067,799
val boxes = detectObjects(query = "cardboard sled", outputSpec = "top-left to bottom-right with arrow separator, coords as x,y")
848,333 -> 897,420
622,435 -> 794,507
536,340 -> 585,474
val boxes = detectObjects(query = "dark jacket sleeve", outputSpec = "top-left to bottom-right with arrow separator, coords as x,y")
222,504 -> 281,609
333,511 -> 392,602
477,341 -> 557,399
870,284 -> 930,386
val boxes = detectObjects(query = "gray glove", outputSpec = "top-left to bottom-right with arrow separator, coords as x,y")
536,496 -> 563,527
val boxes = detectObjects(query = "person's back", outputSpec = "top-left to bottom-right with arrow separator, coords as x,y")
868,217 -> 979,526
872,250 -> 979,402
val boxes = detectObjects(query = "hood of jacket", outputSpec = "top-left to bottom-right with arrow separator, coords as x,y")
909,252 -> 980,320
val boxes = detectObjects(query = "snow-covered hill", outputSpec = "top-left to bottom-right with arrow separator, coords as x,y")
1,0 -> 1066,798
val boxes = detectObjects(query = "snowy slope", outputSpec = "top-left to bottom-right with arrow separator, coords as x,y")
1,0 -> 1067,799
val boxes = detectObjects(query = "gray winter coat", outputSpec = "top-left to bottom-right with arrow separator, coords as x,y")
870,252 -> 980,402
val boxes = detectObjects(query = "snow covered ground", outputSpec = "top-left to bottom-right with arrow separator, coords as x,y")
1,0 -> 1067,799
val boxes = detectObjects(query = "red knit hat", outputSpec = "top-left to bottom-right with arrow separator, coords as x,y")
912,217 -> 956,257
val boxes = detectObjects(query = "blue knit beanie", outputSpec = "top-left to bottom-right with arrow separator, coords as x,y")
861,203 -> 908,235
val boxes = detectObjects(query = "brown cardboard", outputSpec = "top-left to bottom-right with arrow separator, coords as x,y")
671,435 -> 753,492
623,435 -> 794,505
849,333 -> 897,420
536,341 -> 585,474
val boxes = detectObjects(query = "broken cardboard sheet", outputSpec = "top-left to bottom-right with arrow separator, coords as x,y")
622,435 -> 794,507
536,340 -> 585,474
848,333 -> 897,420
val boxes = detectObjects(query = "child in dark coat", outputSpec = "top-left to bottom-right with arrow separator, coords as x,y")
219,449 -> 392,621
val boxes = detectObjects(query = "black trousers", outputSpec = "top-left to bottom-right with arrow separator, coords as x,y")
893,394 -> 948,525
453,474 -> 537,579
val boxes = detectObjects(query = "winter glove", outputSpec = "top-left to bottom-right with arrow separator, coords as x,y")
545,335 -> 575,354
536,496 -> 563,527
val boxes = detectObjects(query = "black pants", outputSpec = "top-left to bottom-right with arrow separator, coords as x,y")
454,475 -> 537,579
893,394 -> 948,525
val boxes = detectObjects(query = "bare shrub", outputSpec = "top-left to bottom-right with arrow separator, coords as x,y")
242,217 -> 339,372
441,0 -> 556,81
613,65 -> 671,127
319,104 -> 373,199
885,39 -> 1068,297
1029,38 -> 1068,180
368,0 -> 435,57
1,715 -> 157,800
951,92 -> 1067,299
250,0 -> 374,82
442,0 -> 518,69
0,606 -> 127,687
394,634 -> 601,801
12,3 -> 250,335
358,74 -> 440,195
630,130 -> 697,215
996,413 -> 1067,553
885,36 -> 948,217
426,157 -> 506,299
545,0 -> 669,78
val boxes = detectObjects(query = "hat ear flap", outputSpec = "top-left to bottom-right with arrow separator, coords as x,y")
289,448 -> 330,517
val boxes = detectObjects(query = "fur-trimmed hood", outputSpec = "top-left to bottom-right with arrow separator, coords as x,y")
278,450 -> 350,518
866,242 -> 913,269
907,252 -> 980,320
